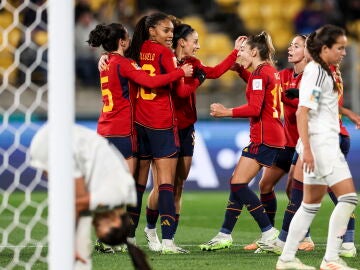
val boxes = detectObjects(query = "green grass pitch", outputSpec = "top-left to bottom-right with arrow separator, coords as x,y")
1,191 -> 359,269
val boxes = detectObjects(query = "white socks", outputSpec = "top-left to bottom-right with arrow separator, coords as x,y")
324,193 -> 357,261
280,202 -> 320,261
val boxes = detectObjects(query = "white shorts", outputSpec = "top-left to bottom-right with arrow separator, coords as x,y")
303,154 -> 352,186
298,135 -> 352,186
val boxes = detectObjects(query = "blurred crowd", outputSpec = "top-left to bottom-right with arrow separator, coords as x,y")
72,0 -> 360,88
2,0 -> 360,89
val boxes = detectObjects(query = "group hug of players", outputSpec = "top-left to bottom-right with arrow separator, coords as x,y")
86,10 -> 359,270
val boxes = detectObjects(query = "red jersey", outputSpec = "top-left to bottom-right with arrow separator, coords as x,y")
135,40 -> 190,129
330,65 -> 349,136
97,53 -> 185,136
280,68 -> 303,147
232,63 -> 285,147
174,49 -> 238,129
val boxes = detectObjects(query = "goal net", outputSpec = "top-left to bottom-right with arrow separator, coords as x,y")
0,0 -> 49,269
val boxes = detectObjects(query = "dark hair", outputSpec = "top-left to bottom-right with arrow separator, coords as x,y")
306,24 -> 345,92
168,14 -> 182,28
246,31 -> 275,65
87,23 -> 127,52
126,12 -> 170,63
95,213 -> 152,270
172,24 -> 195,49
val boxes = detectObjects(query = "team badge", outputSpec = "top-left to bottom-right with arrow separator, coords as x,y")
310,89 -> 321,103
252,79 -> 263,90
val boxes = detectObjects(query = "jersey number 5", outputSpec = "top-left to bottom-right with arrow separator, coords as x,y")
100,76 -> 113,112
138,64 -> 157,100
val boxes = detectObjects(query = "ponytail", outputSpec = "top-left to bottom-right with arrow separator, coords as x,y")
306,25 -> 345,92
126,242 -> 152,270
126,12 -> 170,63
88,23 -> 127,52
126,16 -> 148,63
247,31 -> 275,65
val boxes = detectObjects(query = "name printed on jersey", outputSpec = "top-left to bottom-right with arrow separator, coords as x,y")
252,79 -> 263,90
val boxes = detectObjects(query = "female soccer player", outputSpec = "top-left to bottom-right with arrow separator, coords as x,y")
88,23 -> 192,174
29,123 -> 151,270
143,22 -> 242,251
87,22 -> 192,251
276,24 -> 357,270
199,31 -> 285,251
126,12 -> 196,254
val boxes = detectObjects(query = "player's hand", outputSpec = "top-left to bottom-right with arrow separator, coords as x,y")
98,54 -> 109,72
234,36 -> 247,51
230,62 -> 242,72
75,252 -> 87,264
302,147 -> 314,174
350,113 -> 360,129
210,103 -> 231,118
181,63 -> 193,77
285,88 -> 299,99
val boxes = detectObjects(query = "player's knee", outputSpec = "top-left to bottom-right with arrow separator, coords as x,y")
258,179 -> 273,193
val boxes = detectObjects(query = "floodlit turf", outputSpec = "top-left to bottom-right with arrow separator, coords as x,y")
1,191 -> 359,269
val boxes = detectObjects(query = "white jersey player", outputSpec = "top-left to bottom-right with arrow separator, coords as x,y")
29,123 -> 150,270
276,25 -> 358,270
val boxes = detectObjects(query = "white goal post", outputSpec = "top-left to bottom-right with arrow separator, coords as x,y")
48,0 -> 75,269
0,0 -> 75,269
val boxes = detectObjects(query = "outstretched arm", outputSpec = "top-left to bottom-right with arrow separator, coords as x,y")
124,61 -> 193,89
340,106 -> 360,129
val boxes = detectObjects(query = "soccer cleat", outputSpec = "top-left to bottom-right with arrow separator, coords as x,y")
94,239 -> 115,254
144,227 -> 162,252
112,244 -> 127,253
320,257 -> 358,270
276,257 -> 316,270
254,247 -> 269,254
115,237 -> 136,253
161,239 -> 189,254
255,228 -> 281,254
339,243 -> 357,258
256,241 -> 282,255
199,232 -> 233,251
244,242 -> 259,251
298,237 -> 315,251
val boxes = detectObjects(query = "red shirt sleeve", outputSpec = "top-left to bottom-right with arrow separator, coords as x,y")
232,75 -> 266,118
200,49 -> 238,79
173,78 -> 200,97
233,64 -> 251,83
122,59 -> 185,88
158,50 -> 200,97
